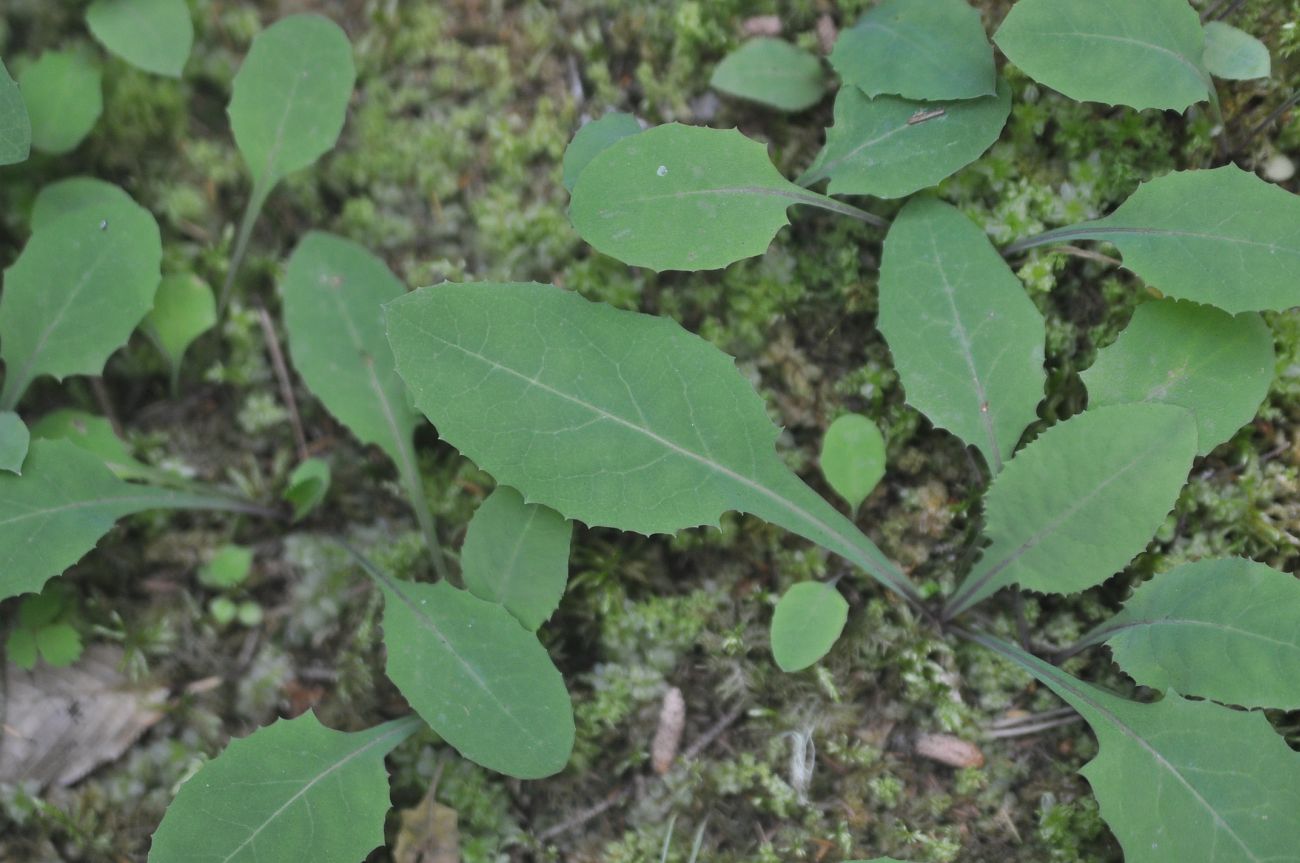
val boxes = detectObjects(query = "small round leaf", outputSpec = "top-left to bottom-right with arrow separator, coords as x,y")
820,414 -> 885,513
771,581 -> 850,672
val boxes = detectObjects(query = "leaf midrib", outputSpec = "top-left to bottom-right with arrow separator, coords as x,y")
1066,223 -> 1300,259
952,423 -> 1174,609
382,579 -> 551,751
924,220 -> 1001,470
1035,657 -> 1260,861
218,718 -> 416,863
975,634 -> 1261,862
1028,30 -> 1205,89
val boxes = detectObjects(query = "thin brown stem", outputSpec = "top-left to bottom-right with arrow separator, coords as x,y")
256,305 -> 309,462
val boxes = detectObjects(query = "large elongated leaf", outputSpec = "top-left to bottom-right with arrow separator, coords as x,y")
87,0 -> 193,78
1202,21 -> 1270,82
375,573 -> 574,779
710,38 -> 825,112
387,283 -> 920,604
18,51 -> 102,154
228,14 -> 355,189
974,633 -> 1300,863
878,198 -> 1045,472
1078,558 -> 1300,710
0,440 -> 258,601
1082,299 -> 1274,455
569,124 -> 883,273
281,232 -> 418,464
461,486 -> 572,631
0,57 -> 30,166
0,191 -> 161,410
1021,167 -> 1300,314
798,79 -> 1010,199
829,0 -> 996,101
994,0 -> 1210,111
945,404 -> 1197,617
770,581 -> 849,672
148,712 -> 420,863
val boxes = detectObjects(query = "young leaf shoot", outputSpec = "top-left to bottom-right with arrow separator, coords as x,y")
819,413 -> 886,514
770,581 -> 850,672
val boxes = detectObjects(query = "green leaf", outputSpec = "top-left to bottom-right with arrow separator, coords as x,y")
0,57 -> 30,166
30,176 -> 134,232
236,600 -> 263,627
829,0 -> 996,101
1034,167 -> 1300,314
145,274 -> 216,383
199,544 -> 253,589
5,627 -> 37,670
569,124 -> 877,273
283,457 -> 331,522
1081,299 -> 1273,455
228,14 -> 355,189
1081,558 -> 1300,710
1202,21 -> 1270,81
209,595 -> 237,626
878,198 -> 1045,472
281,232 -> 418,466
18,51 -> 103,154
0,190 -> 162,410
86,0 -> 193,78
819,413 -> 885,513
710,38 -> 825,112
562,112 -> 641,192
0,440 -> 173,599
994,0 -> 1209,111
18,583 -> 71,627
29,408 -> 152,480
377,575 -> 574,778
0,439 -> 257,601
462,486 -> 572,631
148,712 -> 420,863
34,622 -> 82,667
946,404 -> 1197,617
974,633 -> 1300,863
0,411 -> 29,474
387,283 -> 920,604
798,79 -> 1010,199
770,581 -> 849,672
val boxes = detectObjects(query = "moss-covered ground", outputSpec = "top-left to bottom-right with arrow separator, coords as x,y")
2,0 -> 1299,860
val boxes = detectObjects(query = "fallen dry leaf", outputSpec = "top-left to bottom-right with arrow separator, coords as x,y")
393,782 -> 460,863
0,645 -> 168,788
914,733 -> 985,769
